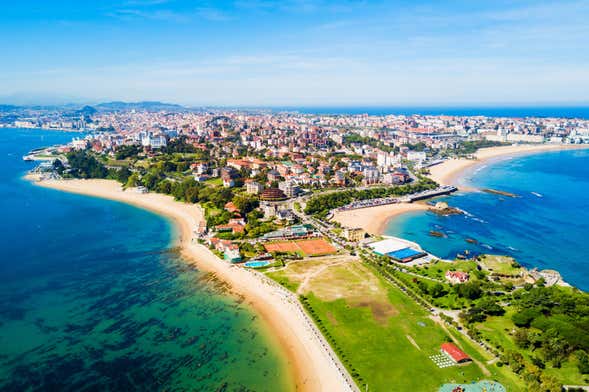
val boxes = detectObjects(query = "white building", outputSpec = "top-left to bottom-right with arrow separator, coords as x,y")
406,151 -> 427,163
278,181 -> 300,198
246,180 -> 264,195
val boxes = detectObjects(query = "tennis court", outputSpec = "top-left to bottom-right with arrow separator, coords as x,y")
264,238 -> 337,256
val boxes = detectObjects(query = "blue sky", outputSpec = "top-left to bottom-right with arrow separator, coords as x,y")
1,0 -> 588,106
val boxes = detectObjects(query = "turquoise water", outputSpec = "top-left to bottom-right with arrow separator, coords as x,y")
244,261 -> 270,268
0,129 -> 291,391
385,149 -> 589,291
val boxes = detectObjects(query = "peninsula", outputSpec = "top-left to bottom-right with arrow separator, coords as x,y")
21,105 -> 589,391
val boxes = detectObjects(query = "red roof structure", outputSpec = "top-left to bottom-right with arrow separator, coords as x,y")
441,343 -> 471,363
260,188 -> 287,201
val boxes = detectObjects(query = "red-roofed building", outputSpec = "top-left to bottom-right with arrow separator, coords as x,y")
445,271 -> 470,284
224,201 -> 240,214
441,343 -> 471,363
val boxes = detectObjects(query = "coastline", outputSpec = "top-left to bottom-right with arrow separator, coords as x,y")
27,176 -> 354,392
428,143 -> 589,188
332,202 -> 429,235
334,144 -> 589,238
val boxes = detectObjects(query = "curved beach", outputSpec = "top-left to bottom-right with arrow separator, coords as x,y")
335,144 -> 589,236
28,177 -> 354,392
332,202 -> 429,235
428,144 -> 589,188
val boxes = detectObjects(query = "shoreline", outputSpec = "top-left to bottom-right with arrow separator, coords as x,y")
334,144 -> 589,238
332,202 -> 430,236
428,143 -> 589,188
27,176 -> 355,392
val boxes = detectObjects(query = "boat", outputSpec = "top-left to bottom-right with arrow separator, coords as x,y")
531,192 -> 543,197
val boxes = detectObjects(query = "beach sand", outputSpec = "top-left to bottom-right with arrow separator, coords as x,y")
335,144 -> 589,237
428,144 -> 589,187
332,202 -> 429,235
28,177 -> 354,392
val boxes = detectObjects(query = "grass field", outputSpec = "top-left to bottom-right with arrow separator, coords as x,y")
409,259 -> 479,281
267,258 -> 524,391
478,255 -> 522,277
204,177 -> 223,186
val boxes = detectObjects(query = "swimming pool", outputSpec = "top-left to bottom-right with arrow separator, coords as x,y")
244,260 -> 270,268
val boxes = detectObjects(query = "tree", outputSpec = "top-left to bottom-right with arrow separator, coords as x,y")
114,145 -> 141,160
52,159 -> 65,174
233,194 -> 259,215
512,308 -> 540,328
114,167 -> 132,184
66,150 -> 108,179
454,281 -> 482,300
459,306 -> 487,323
429,283 -> 447,298
126,172 -> 140,188
576,351 -> 589,374
513,328 -> 530,349
478,297 -> 505,316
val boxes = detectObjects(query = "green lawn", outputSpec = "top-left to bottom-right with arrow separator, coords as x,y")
478,255 -> 522,277
204,177 -> 222,186
267,259 -> 525,391
304,289 -> 488,391
409,260 -> 478,281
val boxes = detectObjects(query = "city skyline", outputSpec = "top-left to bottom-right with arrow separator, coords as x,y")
2,0 -> 589,106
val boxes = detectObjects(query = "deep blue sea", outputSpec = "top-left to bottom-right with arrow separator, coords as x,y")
0,129 -> 291,391
385,149 -> 589,290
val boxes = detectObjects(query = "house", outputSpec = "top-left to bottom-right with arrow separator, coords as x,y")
261,201 -> 281,218
440,343 -> 471,364
215,218 -> 245,235
391,169 -> 410,185
208,238 -> 242,262
191,162 -> 208,175
245,179 -> 264,195
362,167 -> 380,185
445,271 -> 470,284
222,175 -> 235,188
224,244 -> 241,262
267,169 -> 281,182
278,181 -> 300,198
221,167 -> 239,188
343,227 -> 365,242
276,209 -> 295,222
406,150 -> 426,163
224,201 -> 240,214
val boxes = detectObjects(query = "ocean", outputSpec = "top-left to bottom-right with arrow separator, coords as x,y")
385,149 -> 589,291
0,128 -> 291,391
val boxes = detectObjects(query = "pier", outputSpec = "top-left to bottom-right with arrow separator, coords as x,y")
336,186 -> 458,212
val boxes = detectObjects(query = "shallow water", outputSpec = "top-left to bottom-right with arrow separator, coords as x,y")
0,128 -> 291,391
385,149 -> 589,290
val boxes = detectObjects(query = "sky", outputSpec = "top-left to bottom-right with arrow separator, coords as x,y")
1,0 -> 589,106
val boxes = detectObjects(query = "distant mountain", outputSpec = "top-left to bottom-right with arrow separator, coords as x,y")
0,104 -> 21,112
76,105 -> 98,116
94,101 -> 185,112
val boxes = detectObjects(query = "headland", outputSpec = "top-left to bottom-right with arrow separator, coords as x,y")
27,175 -> 355,392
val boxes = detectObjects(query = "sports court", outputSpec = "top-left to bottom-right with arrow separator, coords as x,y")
264,238 -> 337,256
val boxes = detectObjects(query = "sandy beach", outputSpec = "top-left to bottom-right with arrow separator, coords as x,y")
428,144 -> 589,187
332,202 -> 429,235
28,177 -> 355,392
333,144 -> 589,236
